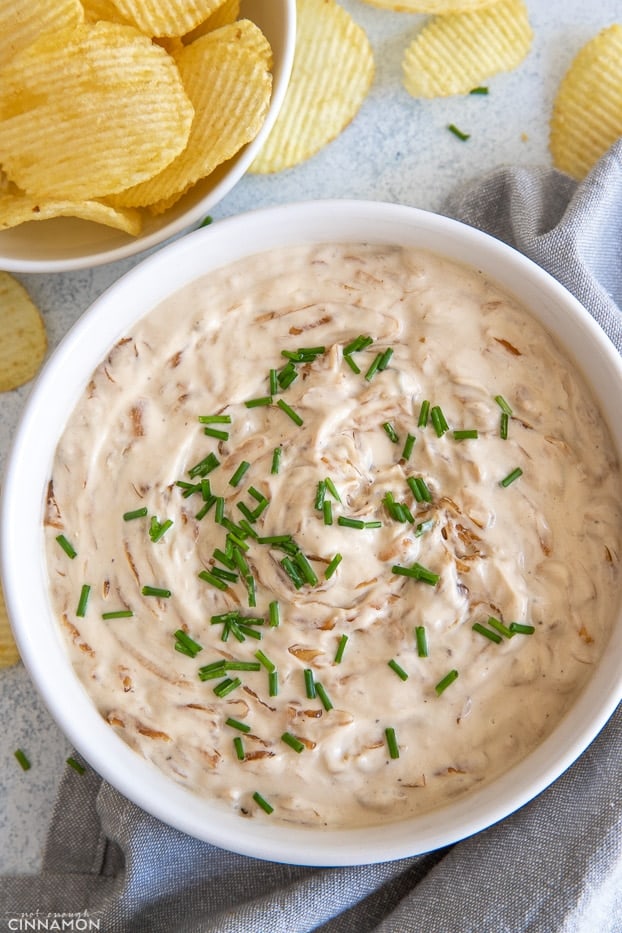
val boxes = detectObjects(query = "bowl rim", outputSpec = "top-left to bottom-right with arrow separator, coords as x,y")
2,199 -> 622,865
0,0 -> 296,274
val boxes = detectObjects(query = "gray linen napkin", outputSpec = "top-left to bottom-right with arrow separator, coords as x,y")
2,140 -> 621,933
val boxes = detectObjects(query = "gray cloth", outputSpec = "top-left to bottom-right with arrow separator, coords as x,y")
2,140 -> 622,933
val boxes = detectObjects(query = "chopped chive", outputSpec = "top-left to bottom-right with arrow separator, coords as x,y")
364,520 -> 383,528
407,476 -> 432,503
500,411 -> 509,440
315,479 -> 327,509
281,556 -> 304,589
294,551 -> 318,586
244,396 -> 273,408
213,548 -> 236,570
324,477 -> 341,503
388,658 -> 409,681
199,215 -> 213,227
415,625 -> 428,657
472,621 -> 503,644
337,516 -> 365,529
315,681 -> 333,711
392,562 -> 439,586
101,609 -> 133,620
268,600 -> 280,627
323,500 -> 333,525
304,668 -> 316,699
14,749 -> 31,771
229,460 -> 251,487
509,622 -> 535,635
213,677 -> 242,698
494,395 -> 513,415
246,575 -> 257,609
76,584 -> 91,618
188,452 -> 220,478
343,353 -> 361,374
254,649 -> 275,672
214,496 -> 225,523
334,634 -> 348,664
435,669 -> 459,695
448,123 -> 470,141
122,507 -> 148,522
141,584 -> 171,598
470,85 -> 489,94
174,629 -> 203,658
149,517 -> 173,542
203,427 -> 229,440
176,481 -> 201,498
226,660 -> 261,671
226,717 -> 251,733
453,429 -> 479,440
66,756 -> 85,775
268,670 -> 279,696
383,421 -> 400,443
385,727 -> 400,759
248,486 -> 267,506
236,502 -> 256,524
430,405 -> 449,437
198,569 -> 228,591
198,414 -> 231,425
55,534 -> 77,559
277,363 -> 298,390
281,731 -> 305,753
343,334 -> 373,355
325,553 -> 342,579
500,467 -> 523,487
238,519 -> 259,539
258,533 -> 296,546
233,736 -> 245,760
414,519 -> 435,537
198,660 -> 227,680
377,347 -> 394,371
418,399 -> 430,428
487,616 -> 514,639
276,398 -> 304,426
269,368 -> 278,394
364,352 -> 383,381
253,791 -> 273,814
271,446 -> 282,474
401,433 -> 416,460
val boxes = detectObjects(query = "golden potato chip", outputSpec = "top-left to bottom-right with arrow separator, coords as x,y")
0,271 -> 47,392
402,0 -> 533,98
550,24 -> 622,180
0,22 -> 194,200
0,0 -> 83,63
360,0 -> 497,11
109,0 -> 228,38
183,0 -> 240,44
0,580 -> 20,669
0,190 -> 142,235
112,25 -> 272,210
204,17 -> 273,69
81,0 -> 132,25
250,0 -> 374,174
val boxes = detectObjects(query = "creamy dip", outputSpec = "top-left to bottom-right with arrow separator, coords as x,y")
44,243 -> 622,828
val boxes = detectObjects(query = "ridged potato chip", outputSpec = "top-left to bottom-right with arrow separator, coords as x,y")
0,0 -> 83,63
402,0 -> 533,98
183,0 -> 240,44
0,271 -> 47,392
0,22 -> 194,200
550,24 -> 622,180
361,0 -> 497,11
0,190 -> 142,235
250,0 -> 374,174
109,0 -> 228,38
81,0 -> 130,24
112,23 -> 272,211
0,581 -> 20,669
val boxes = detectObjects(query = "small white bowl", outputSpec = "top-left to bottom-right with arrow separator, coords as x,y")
0,0 -> 295,274
2,200 -> 622,865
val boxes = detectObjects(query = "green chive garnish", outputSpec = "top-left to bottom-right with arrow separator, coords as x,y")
500,411 -> 509,440
276,398 -> 303,426
392,562 -> 439,586
337,516 -> 365,529
271,446 -> 282,474
123,507 -> 148,521
255,649 -> 275,672
294,551 -> 318,586
66,756 -> 85,775
281,731 -> 305,753
383,422 -> 399,443
203,427 -> 229,440
76,584 -> 91,618
494,395 -> 513,415
385,727 -> 399,759
244,396 -> 273,408
378,347 -> 393,371
14,749 -> 31,771
188,452 -> 220,478
500,467 -> 523,487
487,616 -> 514,639
198,414 -> 231,425
226,717 -> 251,733
448,123 -> 470,141
323,500 -> 333,525
253,791 -> 273,814
199,215 -> 213,227
472,622 -> 503,644
435,669 -> 459,695
388,658 -> 408,681
343,334 -> 373,355
149,517 -> 173,542
453,429 -> 478,440
401,433 -> 416,460
315,681 -> 333,711
415,625 -> 428,657
268,600 -> 280,628
334,634 -> 348,664
509,622 -> 535,635
364,352 -> 383,381
213,677 -> 242,698
268,670 -> 279,696
55,534 -> 77,559
315,479 -> 326,509
325,553 -> 342,579
407,476 -> 432,503
470,86 -> 489,94
233,736 -> 245,760
325,477 -> 341,503
304,668 -> 316,699
174,629 -> 203,658
226,660 -> 261,672
141,585 -> 171,598
343,354 -> 361,374
198,569 -> 228,591
101,609 -> 133,620
229,460 -> 251,487
430,405 -> 449,437
418,400 -> 430,427
414,519 -> 435,537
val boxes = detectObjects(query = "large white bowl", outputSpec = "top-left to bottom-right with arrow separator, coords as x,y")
0,0 -> 295,273
2,200 -> 622,866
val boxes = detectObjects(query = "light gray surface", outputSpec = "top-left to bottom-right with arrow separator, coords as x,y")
0,0 -> 619,875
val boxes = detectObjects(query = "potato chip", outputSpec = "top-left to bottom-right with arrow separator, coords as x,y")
183,0 -> 240,45
402,0 -> 533,98
361,0 -> 497,11
109,0 -> 228,38
550,24 -> 622,180
81,0 -> 132,25
0,0 -> 83,63
0,271 -> 47,392
250,0 -> 374,174
0,22 -> 194,200
0,581 -> 20,669
0,190 -> 142,235
112,24 -> 272,210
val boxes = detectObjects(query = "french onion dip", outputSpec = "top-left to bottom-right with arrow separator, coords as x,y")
44,243 -> 622,828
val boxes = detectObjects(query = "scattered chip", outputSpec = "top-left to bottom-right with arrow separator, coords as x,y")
402,0 -> 533,98
0,580 -> 20,669
0,0 -> 84,63
550,24 -> 622,180
112,23 -> 272,211
80,0 -> 131,24
0,22 -> 194,200
250,0 -> 374,174
0,271 -> 47,392
109,0 -> 228,38
0,191 -> 142,235
361,0 -> 497,11
183,0 -> 240,44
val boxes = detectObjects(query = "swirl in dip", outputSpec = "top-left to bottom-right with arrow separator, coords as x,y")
44,243 -> 622,827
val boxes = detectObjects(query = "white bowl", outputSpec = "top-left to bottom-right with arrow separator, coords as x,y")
0,0 -> 295,274
2,200 -> 622,866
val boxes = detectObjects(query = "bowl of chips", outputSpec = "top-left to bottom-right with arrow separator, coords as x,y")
0,0 -> 295,272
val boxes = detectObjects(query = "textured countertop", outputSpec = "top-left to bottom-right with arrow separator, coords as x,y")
1,0 -> 619,875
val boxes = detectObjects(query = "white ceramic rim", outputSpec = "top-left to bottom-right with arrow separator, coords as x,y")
2,200 -> 621,866
0,0 -> 296,273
